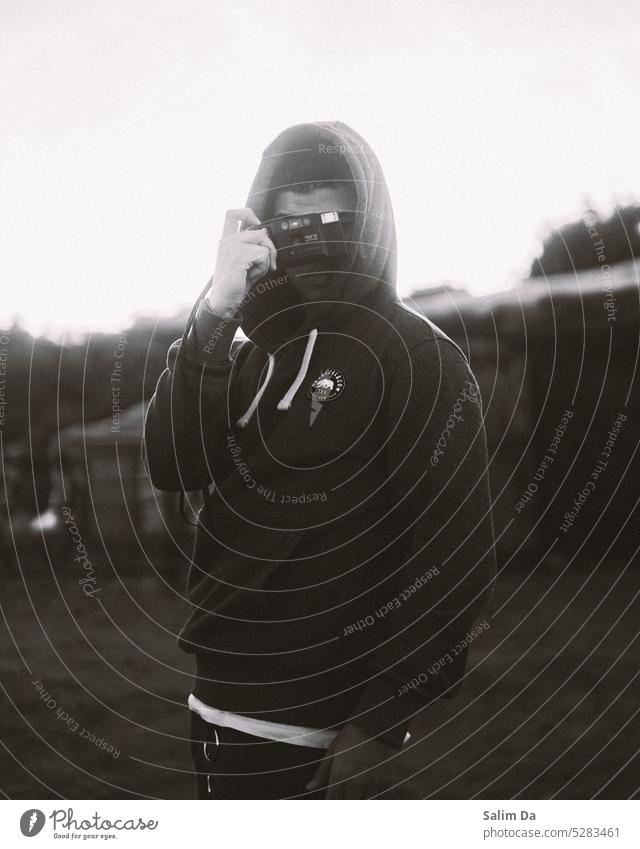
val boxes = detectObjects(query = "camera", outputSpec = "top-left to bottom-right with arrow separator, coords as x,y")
249,210 -> 354,268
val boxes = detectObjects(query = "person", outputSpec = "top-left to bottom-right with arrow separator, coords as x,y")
143,121 -> 496,799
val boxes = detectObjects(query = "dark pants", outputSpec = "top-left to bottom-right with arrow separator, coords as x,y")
189,709 -> 328,799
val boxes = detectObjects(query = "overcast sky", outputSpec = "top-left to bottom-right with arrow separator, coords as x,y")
2,0 -> 639,337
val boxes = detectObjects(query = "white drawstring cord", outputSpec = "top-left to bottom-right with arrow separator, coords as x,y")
236,353 -> 275,428
235,328 -> 319,427
277,328 -> 318,410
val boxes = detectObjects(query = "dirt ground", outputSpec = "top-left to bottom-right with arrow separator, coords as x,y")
1,537 -> 638,799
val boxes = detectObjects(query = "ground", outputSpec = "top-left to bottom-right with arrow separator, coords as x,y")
1,537 -> 638,799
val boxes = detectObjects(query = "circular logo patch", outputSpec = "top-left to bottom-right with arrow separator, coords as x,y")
308,368 -> 345,402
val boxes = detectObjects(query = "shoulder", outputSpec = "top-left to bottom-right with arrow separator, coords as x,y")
384,299 -> 469,372
379,302 -> 485,415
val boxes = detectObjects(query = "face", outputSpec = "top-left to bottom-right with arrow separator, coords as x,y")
271,183 -> 355,301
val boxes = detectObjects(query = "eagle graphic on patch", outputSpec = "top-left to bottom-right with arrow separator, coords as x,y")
308,368 -> 345,426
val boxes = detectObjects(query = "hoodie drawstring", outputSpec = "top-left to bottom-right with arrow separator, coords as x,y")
277,328 -> 318,410
236,353 -> 275,428
236,328 -> 318,428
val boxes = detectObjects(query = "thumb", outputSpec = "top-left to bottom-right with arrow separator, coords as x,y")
306,751 -> 333,790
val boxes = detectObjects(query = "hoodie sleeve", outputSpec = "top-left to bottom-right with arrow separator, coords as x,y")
143,297 -> 246,492
349,337 -> 496,748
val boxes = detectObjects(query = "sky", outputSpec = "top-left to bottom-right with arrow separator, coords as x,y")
2,0 -> 639,338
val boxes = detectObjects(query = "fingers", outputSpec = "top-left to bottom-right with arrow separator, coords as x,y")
222,207 -> 261,235
240,246 -> 272,285
306,751 -> 351,799
344,781 -> 372,799
235,230 -> 277,272
267,236 -> 277,272
331,777 -> 376,799
325,779 -> 346,800
234,229 -> 270,246
221,225 -> 277,273
306,752 -> 333,792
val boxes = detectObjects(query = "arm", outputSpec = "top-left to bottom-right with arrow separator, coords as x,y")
143,298 -> 244,492
143,207 -> 276,492
309,337 -> 497,798
350,337 -> 497,747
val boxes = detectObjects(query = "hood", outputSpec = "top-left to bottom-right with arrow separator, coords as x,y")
241,121 -> 398,352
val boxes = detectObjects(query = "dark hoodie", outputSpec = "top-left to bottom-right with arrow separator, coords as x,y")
143,121 -> 496,748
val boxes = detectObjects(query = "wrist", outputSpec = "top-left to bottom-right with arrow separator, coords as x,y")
187,297 -> 242,363
205,287 -> 242,320
206,300 -> 241,321
350,676 -> 423,749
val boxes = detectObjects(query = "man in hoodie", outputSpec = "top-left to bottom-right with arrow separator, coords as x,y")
144,121 -> 496,799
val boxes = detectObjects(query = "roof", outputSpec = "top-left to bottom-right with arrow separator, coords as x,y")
54,401 -> 148,449
409,259 -> 639,330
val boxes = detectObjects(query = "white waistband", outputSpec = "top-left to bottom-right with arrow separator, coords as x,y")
188,694 -> 338,750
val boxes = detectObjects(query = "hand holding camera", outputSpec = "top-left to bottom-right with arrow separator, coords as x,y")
206,208 -> 277,317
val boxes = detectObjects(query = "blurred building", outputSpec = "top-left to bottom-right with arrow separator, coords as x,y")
9,260 -> 637,567
39,401 -> 191,550
411,259 -> 639,560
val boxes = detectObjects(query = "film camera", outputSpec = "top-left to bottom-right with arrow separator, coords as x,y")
249,210 -> 354,268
